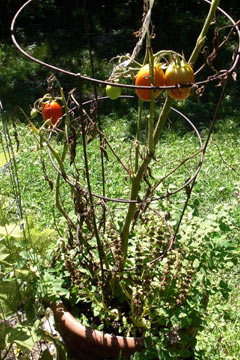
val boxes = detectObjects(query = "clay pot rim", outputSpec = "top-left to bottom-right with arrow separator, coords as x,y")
51,301 -> 146,351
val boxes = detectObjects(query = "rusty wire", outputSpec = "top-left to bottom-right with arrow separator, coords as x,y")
10,0 -> 240,91
9,0 -> 240,273
46,96 -> 204,204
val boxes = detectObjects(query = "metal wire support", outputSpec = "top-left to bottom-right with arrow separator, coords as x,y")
9,0 -> 240,241
10,0 -> 240,92
8,0 -> 240,272
46,97 -> 204,204
9,0 -> 240,207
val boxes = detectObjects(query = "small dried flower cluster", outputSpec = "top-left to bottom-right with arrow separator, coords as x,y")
106,224 -> 123,272
166,325 -> 181,345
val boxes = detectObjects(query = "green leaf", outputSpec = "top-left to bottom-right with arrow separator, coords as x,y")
225,261 -> 234,269
0,280 -> 21,317
93,306 -> 101,317
215,239 -> 234,249
0,252 -> 9,262
15,269 -> 30,276
0,222 -> 25,238
193,259 -> 200,269
193,199 -> 200,207
219,222 -> 230,232
6,321 -> 41,351
219,280 -> 229,290
0,152 -> 11,168
40,349 -> 54,360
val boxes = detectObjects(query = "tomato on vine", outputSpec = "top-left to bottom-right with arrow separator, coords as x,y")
30,108 -> 38,119
42,100 -> 63,125
106,84 -> 122,100
135,64 -> 165,101
164,60 -> 194,100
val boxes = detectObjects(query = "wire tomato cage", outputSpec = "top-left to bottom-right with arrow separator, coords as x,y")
10,0 -> 240,91
10,0 -> 240,270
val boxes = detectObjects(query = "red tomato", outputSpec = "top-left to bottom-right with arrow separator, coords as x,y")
42,100 -> 63,125
165,61 -> 194,100
135,64 -> 165,101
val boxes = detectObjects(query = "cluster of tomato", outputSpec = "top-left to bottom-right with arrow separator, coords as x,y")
106,59 -> 194,102
35,60 -> 194,127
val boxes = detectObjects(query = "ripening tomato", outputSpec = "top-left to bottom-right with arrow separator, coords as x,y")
106,84 -> 122,100
135,64 -> 165,101
165,61 -> 194,100
42,100 -> 63,125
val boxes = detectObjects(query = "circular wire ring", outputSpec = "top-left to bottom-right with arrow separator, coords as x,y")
10,0 -> 240,91
10,0 -> 240,204
47,95 -> 204,204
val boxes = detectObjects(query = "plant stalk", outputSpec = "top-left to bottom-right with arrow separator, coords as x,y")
120,0 -> 221,266
189,0 -> 221,65
148,96 -> 155,155
153,95 -> 173,147
121,157 -> 151,262
135,99 -> 143,173
121,95 -> 172,263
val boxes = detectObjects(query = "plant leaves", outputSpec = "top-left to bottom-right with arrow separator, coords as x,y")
0,152 -> 10,168
5,320 -> 41,351
0,222 -> 25,238
40,349 -> 54,360
193,259 -> 200,269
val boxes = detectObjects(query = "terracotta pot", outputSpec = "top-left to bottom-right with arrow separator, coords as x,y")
52,303 -> 145,360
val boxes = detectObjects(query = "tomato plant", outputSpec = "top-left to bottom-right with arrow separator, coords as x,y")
165,61 -> 194,100
106,84 -> 122,100
42,100 -> 63,125
135,64 -> 165,101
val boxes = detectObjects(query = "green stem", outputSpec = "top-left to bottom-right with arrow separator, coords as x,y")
121,0 -> 220,265
121,49 -> 157,263
39,133 -> 66,177
135,99 -> 143,173
153,49 -> 184,61
121,152 -> 154,262
153,95 -> 174,147
148,43 -> 156,150
148,48 -> 155,155
148,96 -> 155,155
60,87 -> 71,144
188,0 -> 221,65
121,96 -> 172,262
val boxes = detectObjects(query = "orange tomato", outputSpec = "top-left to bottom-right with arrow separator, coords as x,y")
165,61 -> 194,100
42,100 -> 63,125
135,64 -> 165,101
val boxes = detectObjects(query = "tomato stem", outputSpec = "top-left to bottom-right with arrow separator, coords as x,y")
120,0 -> 220,267
188,0 -> 221,65
60,87 -> 71,133
148,47 -> 155,155
153,95 -> 174,147
148,96 -> 155,155
135,99 -> 143,173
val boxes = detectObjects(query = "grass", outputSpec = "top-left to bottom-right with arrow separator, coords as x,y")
193,119 -> 240,359
1,102 -> 239,359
